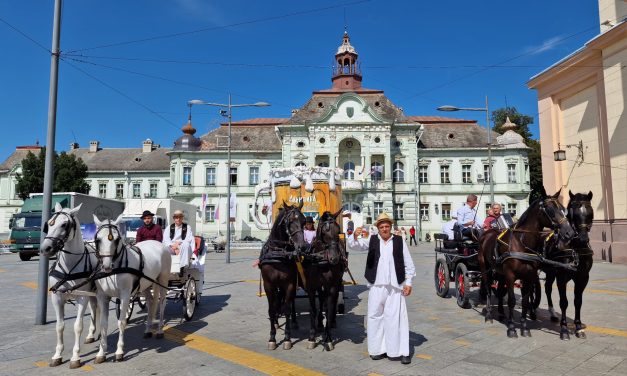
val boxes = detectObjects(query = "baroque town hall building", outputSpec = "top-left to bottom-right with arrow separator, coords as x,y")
0,33 -> 530,239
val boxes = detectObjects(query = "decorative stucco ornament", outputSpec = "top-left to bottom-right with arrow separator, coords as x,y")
329,170 -> 336,192
305,175 -> 314,192
290,176 -> 301,189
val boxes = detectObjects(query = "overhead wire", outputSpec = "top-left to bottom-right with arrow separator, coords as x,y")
60,58 -> 180,130
0,15 -> 50,53
64,0 -> 373,54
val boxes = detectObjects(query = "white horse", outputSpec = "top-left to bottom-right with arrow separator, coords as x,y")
92,214 -> 171,363
40,203 -> 99,369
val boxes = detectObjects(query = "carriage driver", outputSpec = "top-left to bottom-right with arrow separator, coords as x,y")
163,210 -> 194,269
136,210 -> 163,243
347,212 -> 416,365
456,194 -> 483,238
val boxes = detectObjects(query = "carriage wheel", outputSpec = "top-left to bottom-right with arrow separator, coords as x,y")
183,279 -> 197,321
115,298 -> 135,321
434,258 -> 450,297
455,263 -> 471,309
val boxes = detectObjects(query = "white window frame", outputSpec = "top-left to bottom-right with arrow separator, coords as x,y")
344,161 -> 355,179
440,165 -> 450,184
507,164 -> 517,183
229,167 -> 238,185
420,203 -> 429,221
249,166 -> 260,186
98,183 -> 107,198
441,203 -> 451,221
418,165 -> 428,183
132,182 -> 141,198
206,167 -> 216,186
462,164 -> 472,184
393,161 -> 405,183
183,166 -> 192,186
374,201 -> 384,218
149,182 -> 158,198
205,205 -> 216,222
115,183 -> 124,199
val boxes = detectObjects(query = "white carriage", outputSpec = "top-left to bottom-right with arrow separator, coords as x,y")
115,236 -> 206,322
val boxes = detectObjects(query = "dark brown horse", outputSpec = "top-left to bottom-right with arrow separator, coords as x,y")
259,202 -> 307,350
478,188 -> 576,338
302,209 -> 346,351
544,191 -> 594,340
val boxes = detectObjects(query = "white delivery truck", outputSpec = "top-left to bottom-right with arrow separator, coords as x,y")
122,199 -> 197,243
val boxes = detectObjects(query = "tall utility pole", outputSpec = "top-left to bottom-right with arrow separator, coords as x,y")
36,0 -> 62,325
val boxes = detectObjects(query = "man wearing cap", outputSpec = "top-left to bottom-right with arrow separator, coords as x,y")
136,210 -> 163,243
163,210 -> 194,269
347,212 -> 416,365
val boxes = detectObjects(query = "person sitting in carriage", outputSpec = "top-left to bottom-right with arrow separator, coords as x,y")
483,203 -> 502,230
163,210 -> 194,268
135,210 -> 163,243
304,216 -> 316,245
456,194 -> 483,238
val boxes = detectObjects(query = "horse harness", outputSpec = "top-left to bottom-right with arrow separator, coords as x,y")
491,197 -> 577,271
259,206 -> 303,265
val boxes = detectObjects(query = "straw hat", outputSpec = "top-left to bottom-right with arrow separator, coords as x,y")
173,209 -> 184,218
374,212 -> 394,227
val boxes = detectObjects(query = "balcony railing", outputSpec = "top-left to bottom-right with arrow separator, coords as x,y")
341,180 -> 363,192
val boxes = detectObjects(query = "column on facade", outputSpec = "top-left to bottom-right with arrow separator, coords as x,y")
363,152 -> 371,183
384,149 -> 392,181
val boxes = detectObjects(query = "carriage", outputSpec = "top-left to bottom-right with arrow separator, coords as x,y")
251,166 -> 349,312
433,229 -> 482,309
115,235 -> 206,322
433,215 -> 516,309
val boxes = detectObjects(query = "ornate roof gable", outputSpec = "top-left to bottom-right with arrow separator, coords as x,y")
312,93 -> 386,125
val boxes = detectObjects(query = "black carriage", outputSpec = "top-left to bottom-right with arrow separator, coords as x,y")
433,230 -> 482,309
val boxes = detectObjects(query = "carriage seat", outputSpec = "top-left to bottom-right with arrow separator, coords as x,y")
433,233 -> 458,249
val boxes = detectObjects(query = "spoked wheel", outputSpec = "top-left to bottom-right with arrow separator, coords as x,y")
183,279 -> 197,321
455,263 -> 471,309
115,298 -> 135,321
434,258 -> 450,297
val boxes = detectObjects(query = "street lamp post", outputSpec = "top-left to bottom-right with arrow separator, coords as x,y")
437,96 -> 494,204
189,96 -> 270,264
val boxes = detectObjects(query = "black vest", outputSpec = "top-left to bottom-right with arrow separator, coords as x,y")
170,223 -> 187,241
364,235 -> 405,285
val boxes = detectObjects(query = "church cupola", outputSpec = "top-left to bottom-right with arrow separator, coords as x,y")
332,31 -> 362,90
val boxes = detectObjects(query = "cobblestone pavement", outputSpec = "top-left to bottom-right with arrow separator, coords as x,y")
1,243 -> 626,376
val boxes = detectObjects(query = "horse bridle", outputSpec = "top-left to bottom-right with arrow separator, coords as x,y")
276,206 -> 303,246
568,200 -> 593,234
93,221 -> 122,260
312,218 -> 342,264
538,197 -> 571,239
43,212 -> 77,253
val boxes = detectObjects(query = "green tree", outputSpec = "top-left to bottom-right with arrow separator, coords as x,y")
491,107 -> 544,202
15,148 -> 90,200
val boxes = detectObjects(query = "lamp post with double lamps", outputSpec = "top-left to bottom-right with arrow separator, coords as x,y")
188,96 -> 270,263
437,96 -> 494,204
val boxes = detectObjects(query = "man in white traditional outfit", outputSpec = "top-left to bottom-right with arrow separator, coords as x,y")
163,210 -> 195,273
347,212 -> 416,365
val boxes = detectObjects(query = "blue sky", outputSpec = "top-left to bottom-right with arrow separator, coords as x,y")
0,0 -> 601,162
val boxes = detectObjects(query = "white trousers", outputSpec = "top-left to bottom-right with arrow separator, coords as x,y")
367,285 -> 409,357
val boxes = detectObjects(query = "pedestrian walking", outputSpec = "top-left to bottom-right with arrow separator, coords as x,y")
409,226 -> 417,246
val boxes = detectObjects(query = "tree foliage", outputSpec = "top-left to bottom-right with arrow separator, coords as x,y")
15,148 -> 90,200
491,107 -> 544,202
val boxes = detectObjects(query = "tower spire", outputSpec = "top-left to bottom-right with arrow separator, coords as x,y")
332,30 -> 362,90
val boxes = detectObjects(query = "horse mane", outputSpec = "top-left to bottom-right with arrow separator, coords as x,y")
268,207 -> 288,241
516,197 -> 542,226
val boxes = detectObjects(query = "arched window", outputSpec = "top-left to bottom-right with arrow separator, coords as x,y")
371,162 -> 383,182
344,161 -> 355,179
393,161 -> 405,183
295,161 -> 306,167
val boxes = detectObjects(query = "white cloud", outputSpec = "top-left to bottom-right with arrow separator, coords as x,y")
525,36 -> 563,55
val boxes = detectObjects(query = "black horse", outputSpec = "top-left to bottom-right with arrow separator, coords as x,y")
544,191 -> 594,340
259,201 -> 307,350
478,188 -> 576,338
302,209 -> 346,351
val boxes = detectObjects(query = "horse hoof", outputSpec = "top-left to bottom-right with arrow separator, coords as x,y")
156,333 -> 164,340
50,358 -> 62,367
94,356 -> 106,364
507,329 -> 518,338
485,315 -> 492,323
143,332 -> 153,339
550,316 -> 559,323
324,342 -> 334,351
84,337 -> 95,344
267,341 -> 277,350
307,341 -> 316,349
115,354 -> 124,362
521,329 -> 531,337
69,360 -> 81,369
576,330 -> 586,339
283,341 -> 293,350
560,332 -> 571,341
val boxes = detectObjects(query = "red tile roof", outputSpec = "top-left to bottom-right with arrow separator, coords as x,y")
405,116 -> 476,123
223,118 -> 290,126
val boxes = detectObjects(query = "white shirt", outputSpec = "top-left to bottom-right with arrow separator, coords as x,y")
347,234 -> 416,289
456,204 -> 483,229
163,224 -> 194,266
442,219 -> 456,240
304,229 -> 316,244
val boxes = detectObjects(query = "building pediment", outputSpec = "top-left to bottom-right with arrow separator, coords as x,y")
313,93 -> 385,125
